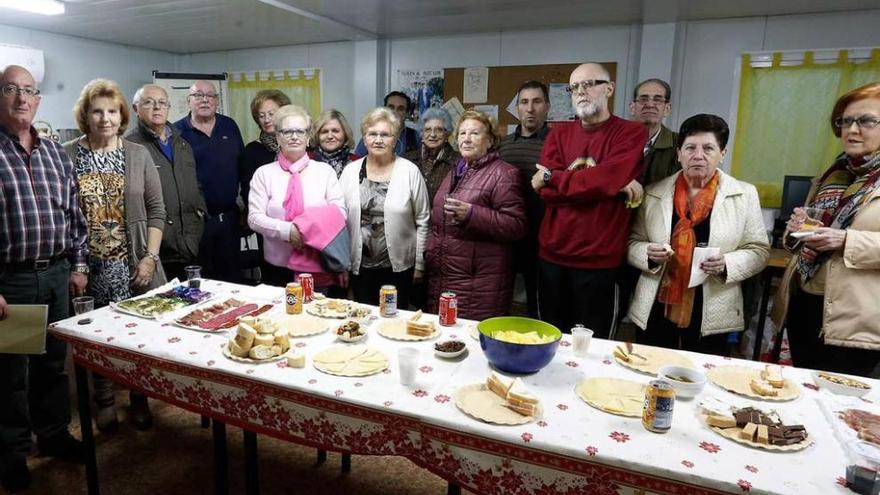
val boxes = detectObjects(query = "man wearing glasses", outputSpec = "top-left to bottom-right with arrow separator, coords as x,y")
530,63 -> 647,339
354,91 -> 421,156
0,65 -> 89,491
127,84 -> 207,282
629,78 -> 680,186
175,80 -> 244,282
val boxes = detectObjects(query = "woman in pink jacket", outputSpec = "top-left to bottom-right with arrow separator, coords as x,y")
425,110 -> 526,320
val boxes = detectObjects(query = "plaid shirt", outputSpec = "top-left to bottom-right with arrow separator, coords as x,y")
0,127 -> 88,264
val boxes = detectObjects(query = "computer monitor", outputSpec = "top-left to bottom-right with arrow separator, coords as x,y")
779,175 -> 814,221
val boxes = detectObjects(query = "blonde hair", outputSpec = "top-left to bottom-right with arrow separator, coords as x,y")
73,79 -> 130,136
272,104 -> 311,133
312,108 -> 355,149
249,89 -> 291,124
360,107 -> 401,137
454,109 -> 501,149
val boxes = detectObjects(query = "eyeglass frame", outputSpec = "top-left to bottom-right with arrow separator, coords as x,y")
188,92 -> 219,101
833,116 -> 880,131
565,80 -> 610,94
277,128 -> 308,139
1,84 -> 41,98
633,95 -> 669,105
365,131 -> 395,141
139,98 -> 171,109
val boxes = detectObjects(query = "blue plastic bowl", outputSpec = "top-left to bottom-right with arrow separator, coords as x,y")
478,317 -> 562,374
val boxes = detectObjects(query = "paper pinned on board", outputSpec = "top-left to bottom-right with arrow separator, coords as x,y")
689,247 -> 721,288
0,305 -> 48,354
472,104 -> 498,122
442,97 -> 465,125
506,93 -> 520,119
463,67 -> 489,103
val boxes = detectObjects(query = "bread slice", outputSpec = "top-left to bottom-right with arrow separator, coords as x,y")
270,345 -> 282,357
255,317 -> 276,334
274,330 -> 291,353
406,312 -> 435,336
235,323 -> 257,349
750,378 -> 779,397
761,365 -> 785,389
254,334 -> 275,347
287,354 -> 305,368
248,345 -> 275,360
487,372 -> 514,399
505,379 -> 540,417
228,340 -> 250,358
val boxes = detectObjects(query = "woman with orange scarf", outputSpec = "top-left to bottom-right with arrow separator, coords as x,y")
627,114 -> 769,355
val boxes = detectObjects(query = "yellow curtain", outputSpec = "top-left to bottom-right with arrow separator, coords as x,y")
731,49 -> 880,207
227,69 -> 322,144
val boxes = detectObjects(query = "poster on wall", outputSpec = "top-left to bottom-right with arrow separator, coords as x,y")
152,71 -> 229,123
547,83 -> 575,122
396,69 -> 444,123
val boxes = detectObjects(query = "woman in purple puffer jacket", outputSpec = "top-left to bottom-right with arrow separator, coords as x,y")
425,110 -> 526,320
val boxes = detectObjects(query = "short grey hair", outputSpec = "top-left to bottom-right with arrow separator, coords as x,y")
132,84 -> 168,107
419,107 -> 453,133
272,104 -> 311,133
360,107 -> 401,137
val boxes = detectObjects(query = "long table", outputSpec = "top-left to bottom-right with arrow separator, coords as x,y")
51,280 -> 870,495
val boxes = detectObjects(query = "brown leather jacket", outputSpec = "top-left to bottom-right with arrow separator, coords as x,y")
425,152 -> 526,320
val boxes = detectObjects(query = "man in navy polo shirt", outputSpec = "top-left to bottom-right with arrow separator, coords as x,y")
175,80 -> 244,282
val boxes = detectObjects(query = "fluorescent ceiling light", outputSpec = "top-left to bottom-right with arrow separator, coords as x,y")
0,0 -> 65,16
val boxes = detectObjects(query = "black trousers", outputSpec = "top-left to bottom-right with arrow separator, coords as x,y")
260,262 -> 347,298
0,260 -> 72,467
200,211 -> 241,283
352,266 -> 414,308
512,238 -> 540,318
638,294 -> 730,357
538,259 -> 617,338
787,288 -> 879,377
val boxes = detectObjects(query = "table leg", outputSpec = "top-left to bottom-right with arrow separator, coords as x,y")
244,430 -> 259,495
75,363 -> 100,495
447,482 -> 462,495
212,420 -> 228,495
341,453 -> 351,473
316,449 -> 327,465
753,270 -> 773,361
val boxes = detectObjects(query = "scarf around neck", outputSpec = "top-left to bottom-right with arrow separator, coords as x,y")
657,170 -> 721,328
278,153 -> 310,222
260,131 -> 279,153
797,150 -> 880,280
314,145 -> 351,176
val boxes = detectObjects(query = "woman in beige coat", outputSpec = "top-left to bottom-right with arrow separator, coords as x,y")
772,82 -> 880,377
628,114 -> 769,355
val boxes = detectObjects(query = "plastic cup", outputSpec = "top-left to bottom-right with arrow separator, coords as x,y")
72,296 -> 94,315
572,327 -> 594,357
185,265 -> 202,288
804,207 -> 827,226
398,347 -> 419,386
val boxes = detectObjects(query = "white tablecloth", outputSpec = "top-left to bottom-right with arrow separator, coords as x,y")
51,279 -> 873,495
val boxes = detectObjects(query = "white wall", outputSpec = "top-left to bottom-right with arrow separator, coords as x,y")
388,25 -> 639,117
177,41 -> 357,138
0,23 -> 172,131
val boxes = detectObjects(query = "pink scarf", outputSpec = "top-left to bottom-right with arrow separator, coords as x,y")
278,152 -> 310,221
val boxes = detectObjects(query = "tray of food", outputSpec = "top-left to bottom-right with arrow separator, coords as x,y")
698,403 -> 812,451
707,364 -> 800,401
174,298 -> 273,332
312,345 -> 388,377
613,343 -> 694,375
306,298 -> 371,319
376,311 -> 439,341
111,285 -> 213,319
454,372 -> 541,425
222,317 -> 291,363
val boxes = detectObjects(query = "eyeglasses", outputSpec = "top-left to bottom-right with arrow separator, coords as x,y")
278,128 -> 307,139
1,84 -> 40,98
140,98 -> 170,109
634,95 -> 669,105
365,131 -> 394,141
189,92 -> 218,101
565,80 -> 609,94
423,127 -> 447,136
834,116 -> 880,131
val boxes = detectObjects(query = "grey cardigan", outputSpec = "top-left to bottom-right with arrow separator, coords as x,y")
63,138 -> 168,291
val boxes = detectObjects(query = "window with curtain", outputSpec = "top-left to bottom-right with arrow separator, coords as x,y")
227,68 -> 322,144
731,49 -> 880,208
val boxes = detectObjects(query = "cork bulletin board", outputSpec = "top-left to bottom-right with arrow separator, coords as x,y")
443,62 -> 617,130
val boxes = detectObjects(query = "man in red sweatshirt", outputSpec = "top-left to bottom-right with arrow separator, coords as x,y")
531,62 -> 647,338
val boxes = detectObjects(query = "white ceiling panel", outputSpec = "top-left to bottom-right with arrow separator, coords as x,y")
0,0 -> 877,54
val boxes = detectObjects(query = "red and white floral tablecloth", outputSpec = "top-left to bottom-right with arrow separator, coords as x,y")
50,280 -> 872,495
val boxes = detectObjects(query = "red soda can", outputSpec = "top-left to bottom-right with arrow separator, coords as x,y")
298,273 -> 314,303
439,292 -> 458,326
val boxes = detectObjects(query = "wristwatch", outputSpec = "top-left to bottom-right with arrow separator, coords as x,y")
542,169 -> 553,185
72,263 -> 89,274
145,251 -> 160,264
